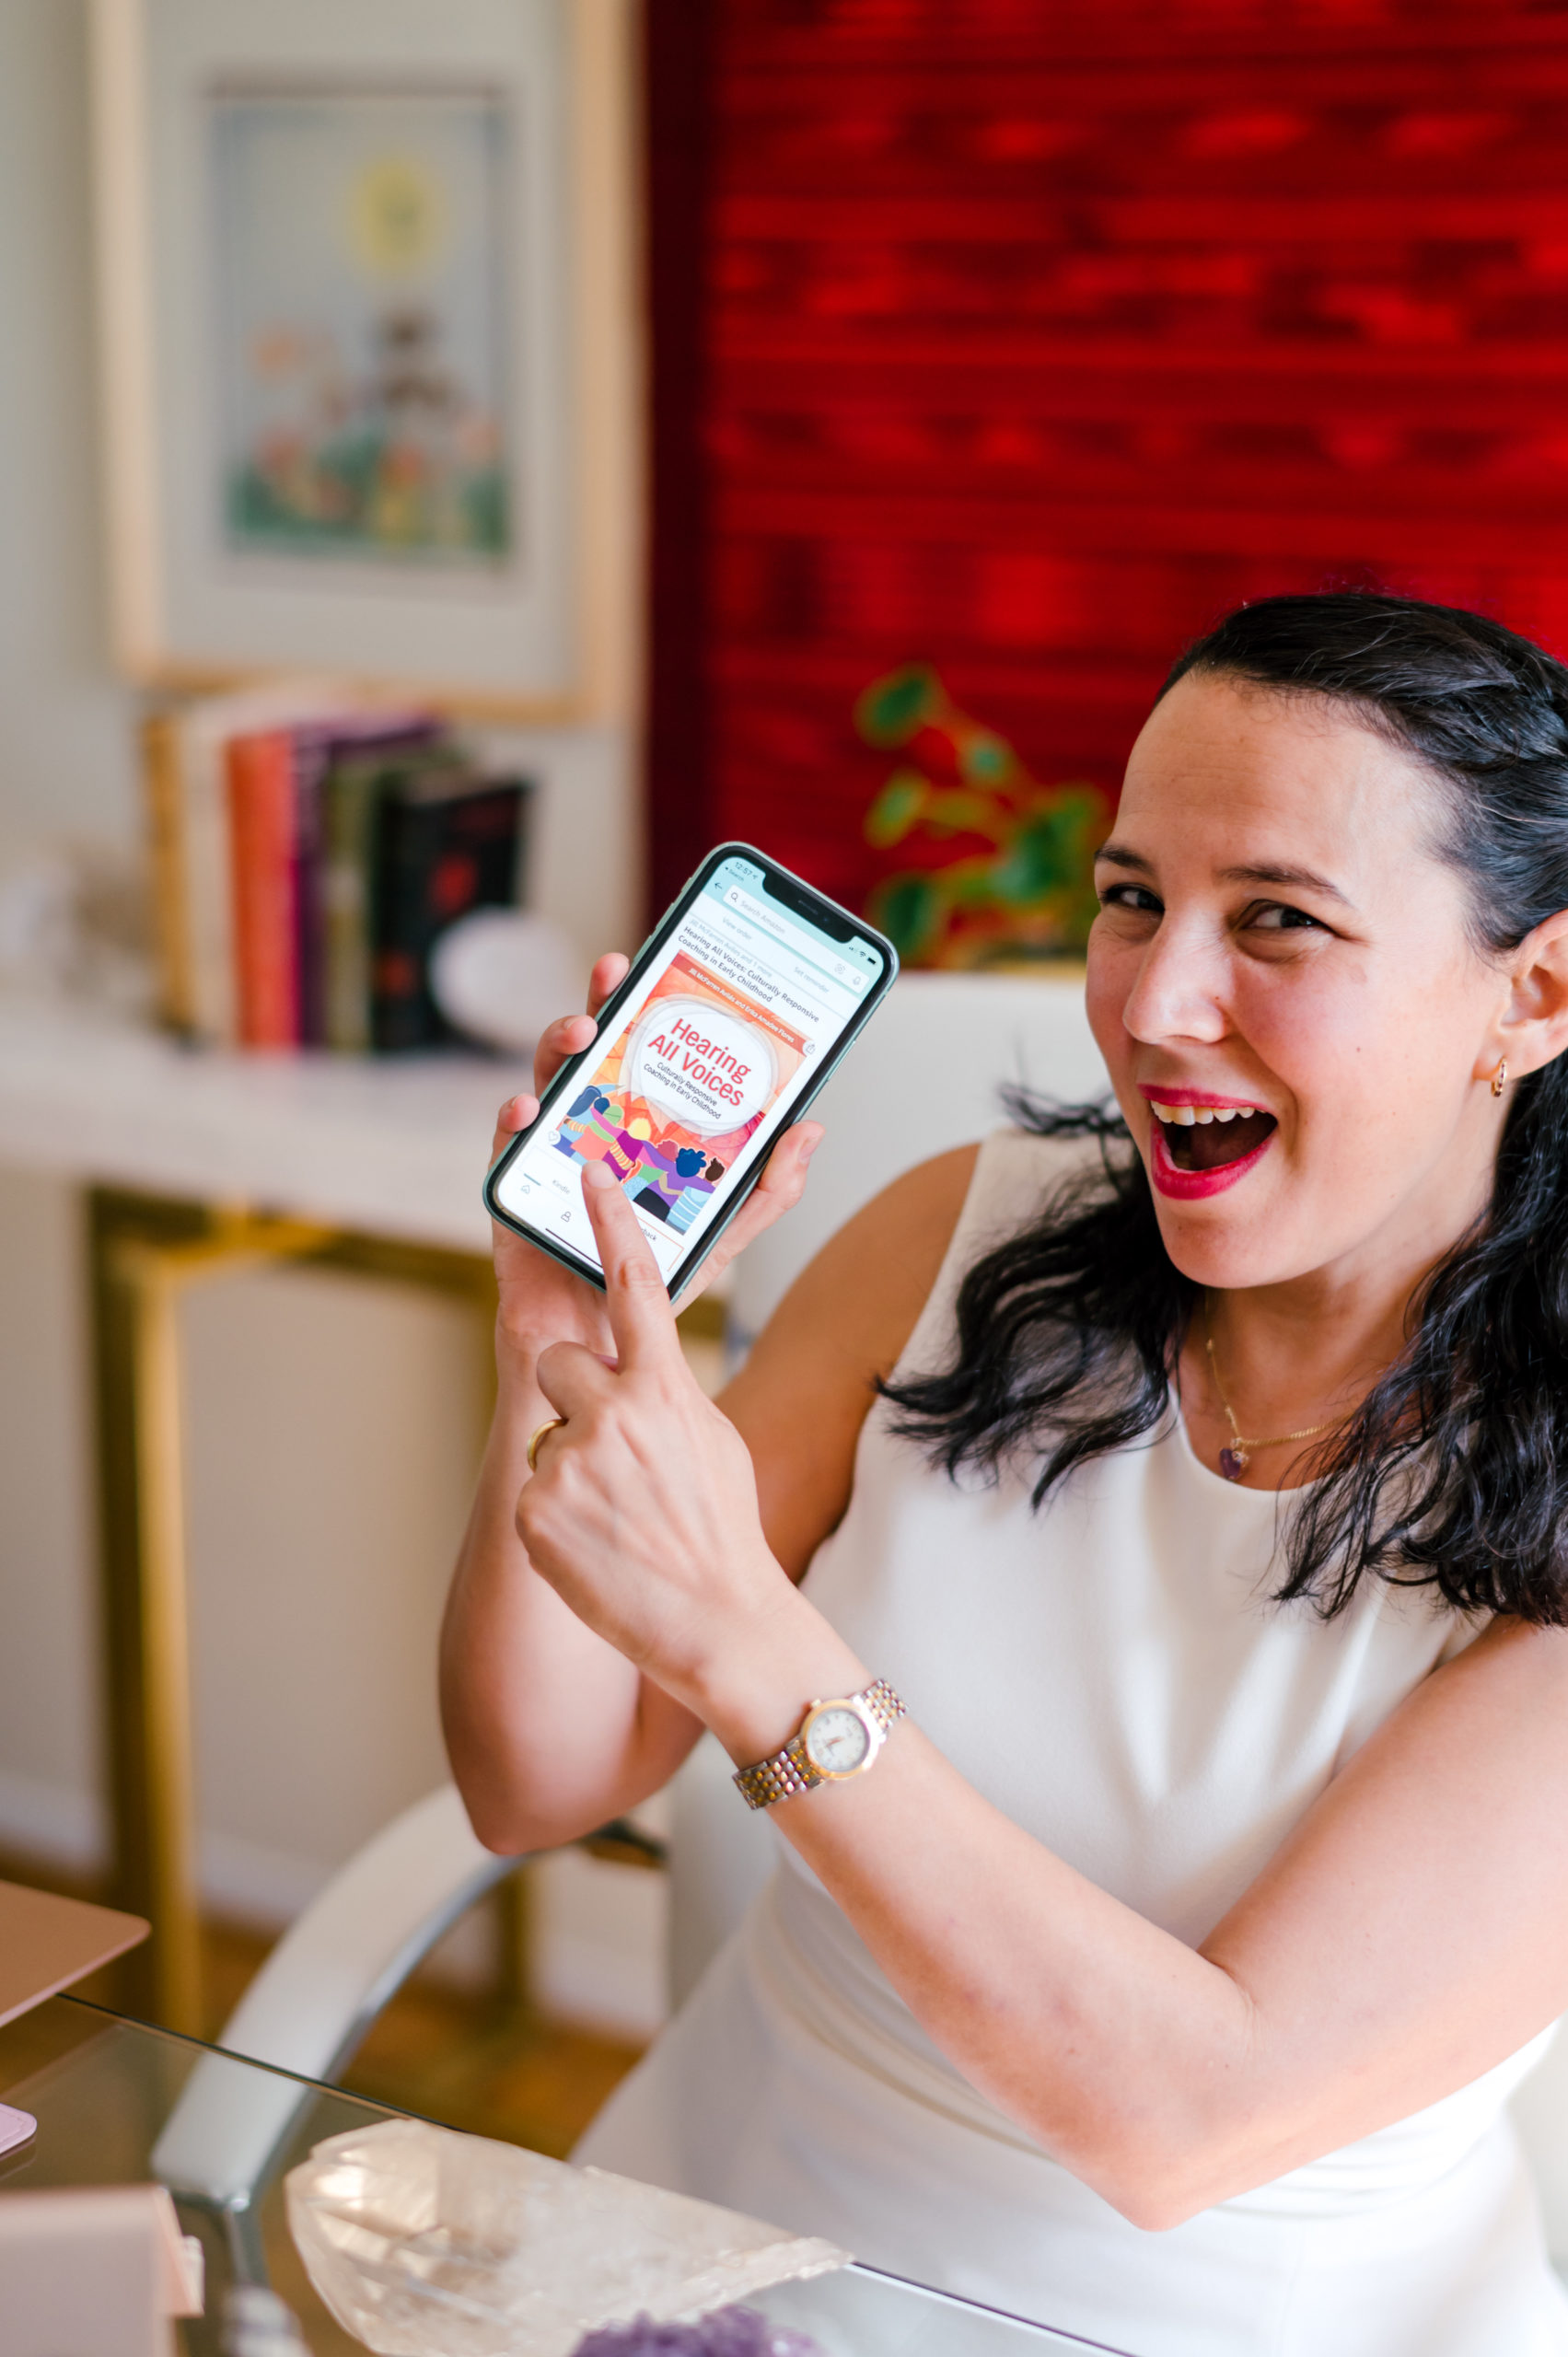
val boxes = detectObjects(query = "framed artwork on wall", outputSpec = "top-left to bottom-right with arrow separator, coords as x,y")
89,0 -> 640,720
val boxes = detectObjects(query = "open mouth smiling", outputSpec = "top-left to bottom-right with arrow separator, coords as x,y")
1148,1097 -> 1278,1175
1136,1087 -> 1281,1201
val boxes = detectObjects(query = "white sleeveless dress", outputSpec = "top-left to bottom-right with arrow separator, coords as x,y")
577,1130 -> 1568,2355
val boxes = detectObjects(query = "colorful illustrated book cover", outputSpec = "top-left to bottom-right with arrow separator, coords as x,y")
547,950 -> 807,1232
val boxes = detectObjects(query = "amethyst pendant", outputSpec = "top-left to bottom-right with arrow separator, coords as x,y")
1218,1446 -> 1249,1481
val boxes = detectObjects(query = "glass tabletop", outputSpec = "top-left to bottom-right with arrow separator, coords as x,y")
0,1994 -> 1132,2357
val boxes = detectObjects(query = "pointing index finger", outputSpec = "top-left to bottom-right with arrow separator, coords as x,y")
579,1161 -> 681,1371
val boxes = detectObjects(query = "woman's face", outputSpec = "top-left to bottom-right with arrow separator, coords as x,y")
1086,671 -> 1514,1295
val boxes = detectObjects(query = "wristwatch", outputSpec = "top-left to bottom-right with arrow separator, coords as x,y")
732,1678 -> 907,1810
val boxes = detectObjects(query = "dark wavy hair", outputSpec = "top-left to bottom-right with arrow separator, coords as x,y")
884,590 -> 1568,1623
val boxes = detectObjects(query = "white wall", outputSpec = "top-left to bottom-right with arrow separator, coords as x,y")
0,0 -> 138,858
180,1263 -> 486,1921
0,0 -> 659,2036
0,0 -> 645,923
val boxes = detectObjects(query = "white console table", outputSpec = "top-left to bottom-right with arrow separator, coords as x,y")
0,995 -> 518,1253
0,996 -> 532,2032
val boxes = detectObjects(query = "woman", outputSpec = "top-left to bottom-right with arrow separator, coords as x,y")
441,593 -> 1568,2355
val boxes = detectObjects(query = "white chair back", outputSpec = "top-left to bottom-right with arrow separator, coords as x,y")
727,968 -> 1109,1349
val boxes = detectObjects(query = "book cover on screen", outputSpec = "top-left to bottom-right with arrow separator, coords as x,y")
544,950 -> 808,1233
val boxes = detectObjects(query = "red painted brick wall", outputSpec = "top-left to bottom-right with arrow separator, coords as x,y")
645,2 -> 1568,917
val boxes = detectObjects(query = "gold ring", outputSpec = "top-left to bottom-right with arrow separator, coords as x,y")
527,1416 -> 565,1473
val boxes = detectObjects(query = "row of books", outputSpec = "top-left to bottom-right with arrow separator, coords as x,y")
143,684 -> 530,1051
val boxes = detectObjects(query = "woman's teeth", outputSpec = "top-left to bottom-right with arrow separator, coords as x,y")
1149,1102 -> 1257,1126
1148,1097 -> 1277,1175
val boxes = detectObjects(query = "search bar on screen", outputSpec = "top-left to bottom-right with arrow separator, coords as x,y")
723,888 -> 867,991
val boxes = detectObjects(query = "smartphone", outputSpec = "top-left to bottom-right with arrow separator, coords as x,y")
0,2102 -> 36,2158
484,843 -> 898,1296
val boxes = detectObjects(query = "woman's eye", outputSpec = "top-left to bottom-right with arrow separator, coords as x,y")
1248,901 -> 1323,934
1098,883 -> 1162,916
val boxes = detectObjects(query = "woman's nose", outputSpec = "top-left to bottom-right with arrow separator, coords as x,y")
1119,913 -> 1229,1048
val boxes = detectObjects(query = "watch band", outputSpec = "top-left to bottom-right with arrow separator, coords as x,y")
732,1678 -> 907,1811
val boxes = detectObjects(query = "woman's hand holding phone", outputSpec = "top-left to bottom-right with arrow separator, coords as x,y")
486,952 -> 631,1364
445,903 -> 865,1855
486,948 -> 824,1368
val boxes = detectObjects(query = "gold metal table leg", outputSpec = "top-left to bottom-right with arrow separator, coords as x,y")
87,1190 -> 497,2034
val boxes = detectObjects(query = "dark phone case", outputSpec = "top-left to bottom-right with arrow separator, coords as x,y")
482,843 -> 898,1298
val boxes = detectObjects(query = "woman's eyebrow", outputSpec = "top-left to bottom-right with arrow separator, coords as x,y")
1218,861 -> 1353,908
1094,843 -> 1355,911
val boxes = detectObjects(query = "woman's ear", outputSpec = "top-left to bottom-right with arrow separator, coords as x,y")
1493,910 -> 1568,1080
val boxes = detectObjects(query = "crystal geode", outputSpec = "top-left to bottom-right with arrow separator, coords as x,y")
285,2119 -> 847,2357
572,2309 -> 820,2356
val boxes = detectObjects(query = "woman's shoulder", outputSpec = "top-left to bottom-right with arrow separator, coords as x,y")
781,1140 -> 983,1382
894,1123 -> 1113,1281
731,1129 -> 1058,1397
859,1121 -> 1109,1240
733,1124 -> 1116,1413
959,1123 -> 1109,1237
880,1126 -> 1110,1381
722,1125 -> 1115,1573
791,1125 -> 1111,1385
720,1143 -> 984,1575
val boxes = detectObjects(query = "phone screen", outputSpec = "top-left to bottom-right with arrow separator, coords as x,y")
488,850 -> 891,1286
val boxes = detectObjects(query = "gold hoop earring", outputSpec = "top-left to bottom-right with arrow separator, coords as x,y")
1492,1058 -> 1508,1100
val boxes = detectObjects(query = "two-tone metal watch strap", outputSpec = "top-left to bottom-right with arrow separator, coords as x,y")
732,1678 -> 907,1811
855,1677 -> 906,1737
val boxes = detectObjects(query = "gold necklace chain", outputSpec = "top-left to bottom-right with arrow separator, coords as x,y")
1201,1294 -> 1343,1481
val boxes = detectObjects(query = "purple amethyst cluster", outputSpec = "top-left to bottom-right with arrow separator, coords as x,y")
571,2308 -> 822,2357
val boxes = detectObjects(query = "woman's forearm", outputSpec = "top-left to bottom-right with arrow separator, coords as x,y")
683,1589 -> 1551,2234
680,1590 -> 1258,2227
765,1722 -> 1259,2228
439,1340 -> 701,1853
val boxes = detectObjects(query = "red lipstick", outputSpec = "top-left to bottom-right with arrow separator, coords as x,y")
1147,1115 -> 1275,1201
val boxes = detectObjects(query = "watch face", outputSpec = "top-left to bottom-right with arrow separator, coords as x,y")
803,1703 -> 872,1777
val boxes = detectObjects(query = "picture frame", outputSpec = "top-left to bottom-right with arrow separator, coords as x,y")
89,0 -> 641,721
